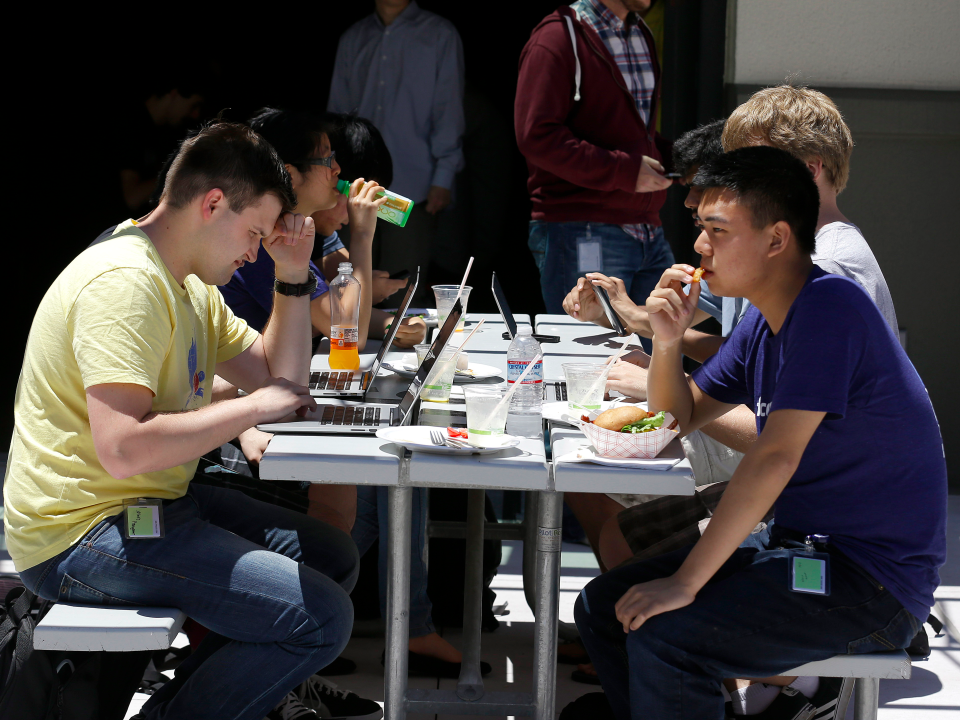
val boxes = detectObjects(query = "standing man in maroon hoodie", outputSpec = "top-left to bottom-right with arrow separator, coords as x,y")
516,0 -> 673,319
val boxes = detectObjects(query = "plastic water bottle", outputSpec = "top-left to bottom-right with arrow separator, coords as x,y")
329,262 -> 361,371
507,326 -> 543,415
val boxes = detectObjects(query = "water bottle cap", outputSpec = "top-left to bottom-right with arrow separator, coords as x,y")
517,326 -> 532,335
338,262 -> 354,274
336,179 -> 350,196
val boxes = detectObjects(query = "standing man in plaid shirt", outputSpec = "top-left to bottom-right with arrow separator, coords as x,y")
516,0 -> 674,320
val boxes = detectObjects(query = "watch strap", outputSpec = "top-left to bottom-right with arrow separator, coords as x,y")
274,269 -> 318,297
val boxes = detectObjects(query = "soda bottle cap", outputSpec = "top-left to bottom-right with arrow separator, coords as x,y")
336,179 -> 350,196
338,262 -> 354,274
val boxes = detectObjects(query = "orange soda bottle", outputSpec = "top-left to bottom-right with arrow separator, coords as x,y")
329,262 -> 361,370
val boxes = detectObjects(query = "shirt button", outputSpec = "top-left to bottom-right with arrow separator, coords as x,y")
380,80 -> 385,85
382,55 -> 387,60
377,105 -> 382,111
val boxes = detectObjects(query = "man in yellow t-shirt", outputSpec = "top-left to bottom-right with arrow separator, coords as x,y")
4,122 -> 362,720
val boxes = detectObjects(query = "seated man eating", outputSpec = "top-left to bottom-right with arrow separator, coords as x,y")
574,146 -> 946,719
4,122 -> 361,720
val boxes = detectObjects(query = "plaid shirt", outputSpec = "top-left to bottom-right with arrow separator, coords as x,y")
572,0 -> 658,243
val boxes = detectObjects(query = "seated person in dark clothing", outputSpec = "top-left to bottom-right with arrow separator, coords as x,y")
573,147 -> 947,720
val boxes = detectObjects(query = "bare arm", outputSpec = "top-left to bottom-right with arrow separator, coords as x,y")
321,248 -> 350,287
615,409 -> 825,631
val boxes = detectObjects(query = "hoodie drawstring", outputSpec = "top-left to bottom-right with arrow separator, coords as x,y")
564,15 -> 582,102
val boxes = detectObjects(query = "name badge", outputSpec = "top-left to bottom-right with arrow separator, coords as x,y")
577,232 -> 602,274
790,552 -> 830,595
122,498 -> 165,539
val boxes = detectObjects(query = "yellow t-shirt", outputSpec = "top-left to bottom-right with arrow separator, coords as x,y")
3,220 -> 259,571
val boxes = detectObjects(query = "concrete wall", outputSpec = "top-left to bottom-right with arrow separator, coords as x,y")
730,0 -> 960,90
727,2 -> 960,486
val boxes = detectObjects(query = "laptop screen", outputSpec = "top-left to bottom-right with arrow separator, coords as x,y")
368,269 -> 419,377
491,272 -> 518,340
396,298 -> 463,420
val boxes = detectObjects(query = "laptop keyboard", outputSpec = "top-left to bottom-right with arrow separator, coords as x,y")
310,371 -> 355,392
547,382 -> 568,402
316,405 -> 383,427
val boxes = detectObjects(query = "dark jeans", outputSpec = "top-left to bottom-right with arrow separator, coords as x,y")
20,483 -> 359,720
574,525 -> 918,720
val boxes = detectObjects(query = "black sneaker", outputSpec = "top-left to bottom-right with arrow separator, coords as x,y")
558,692 -> 615,720
297,675 -> 383,720
266,691 -> 319,719
805,677 -> 851,720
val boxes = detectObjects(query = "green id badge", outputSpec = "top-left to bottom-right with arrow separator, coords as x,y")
122,498 -> 164,539
791,553 -> 830,595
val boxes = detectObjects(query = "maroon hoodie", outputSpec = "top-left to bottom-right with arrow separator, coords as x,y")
515,6 -> 668,225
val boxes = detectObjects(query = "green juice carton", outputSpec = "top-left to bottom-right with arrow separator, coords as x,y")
336,179 -> 414,227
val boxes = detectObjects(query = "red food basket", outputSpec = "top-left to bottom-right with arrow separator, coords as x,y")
578,412 -> 678,459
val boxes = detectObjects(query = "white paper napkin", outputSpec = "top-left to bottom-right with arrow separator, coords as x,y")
555,444 -> 683,470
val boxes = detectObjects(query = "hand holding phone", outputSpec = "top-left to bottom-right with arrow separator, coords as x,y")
389,269 -> 411,280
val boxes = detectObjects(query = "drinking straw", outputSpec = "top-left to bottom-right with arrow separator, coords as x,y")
484,352 -> 543,425
454,256 -> 475,304
450,319 -> 485,366
573,336 -> 634,411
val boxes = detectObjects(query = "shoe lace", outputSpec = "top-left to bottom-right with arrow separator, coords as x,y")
302,675 -> 351,704
276,691 -> 313,719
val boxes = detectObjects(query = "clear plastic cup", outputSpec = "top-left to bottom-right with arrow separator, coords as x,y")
432,285 -> 471,332
463,386 -> 511,447
418,347 -> 458,402
562,363 -> 607,412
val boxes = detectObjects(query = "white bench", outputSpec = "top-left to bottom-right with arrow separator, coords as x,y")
34,604 -> 186,652
780,650 -> 911,720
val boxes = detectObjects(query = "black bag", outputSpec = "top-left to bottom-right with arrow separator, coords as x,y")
906,612 -> 945,659
0,587 -> 151,720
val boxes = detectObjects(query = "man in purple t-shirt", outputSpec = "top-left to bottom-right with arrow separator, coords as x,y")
574,146 -> 946,720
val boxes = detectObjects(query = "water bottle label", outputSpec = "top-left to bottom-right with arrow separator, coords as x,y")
331,326 -> 358,347
507,360 -> 543,385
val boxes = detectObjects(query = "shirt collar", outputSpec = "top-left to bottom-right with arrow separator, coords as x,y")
582,0 -> 628,31
375,0 -> 420,30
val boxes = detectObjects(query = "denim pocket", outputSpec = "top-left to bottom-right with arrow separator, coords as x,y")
58,573 -> 139,607
847,607 -> 920,654
528,222 -> 548,274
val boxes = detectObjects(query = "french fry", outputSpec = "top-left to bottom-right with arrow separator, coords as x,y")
692,267 -> 705,282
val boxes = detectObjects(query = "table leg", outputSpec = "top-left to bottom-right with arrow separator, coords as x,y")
457,489 -> 486,701
522,490 -> 539,615
532,490 -> 563,720
385,484 -> 413,720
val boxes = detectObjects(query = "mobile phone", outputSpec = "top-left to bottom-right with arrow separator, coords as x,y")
592,284 -> 629,337
389,269 -> 411,280
501,330 -> 560,343
664,172 -> 683,180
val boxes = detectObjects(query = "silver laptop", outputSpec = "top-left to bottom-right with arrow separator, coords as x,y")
310,270 -> 420,398
258,299 -> 464,434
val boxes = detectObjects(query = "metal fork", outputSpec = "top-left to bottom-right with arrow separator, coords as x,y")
429,429 -> 446,446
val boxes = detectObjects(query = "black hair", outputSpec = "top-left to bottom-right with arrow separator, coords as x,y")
325,113 -> 394,187
247,107 -> 333,175
671,118 -> 726,178
159,121 -> 296,214
693,145 -> 819,255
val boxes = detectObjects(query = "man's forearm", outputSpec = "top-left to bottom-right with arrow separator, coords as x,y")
262,282 -> 312,385
694,404 -> 757,454
349,240 -> 374,348
647,339 -> 695,428
680,328 -> 726,364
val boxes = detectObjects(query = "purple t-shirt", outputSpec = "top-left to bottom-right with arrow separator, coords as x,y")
692,266 -> 946,621
219,242 -> 329,333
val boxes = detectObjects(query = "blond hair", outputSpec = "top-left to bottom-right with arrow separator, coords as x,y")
722,85 -> 853,193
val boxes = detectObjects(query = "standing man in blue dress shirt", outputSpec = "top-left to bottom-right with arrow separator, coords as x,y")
328,0 -> 465,298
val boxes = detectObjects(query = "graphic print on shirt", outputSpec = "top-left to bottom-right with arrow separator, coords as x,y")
755,396 -> 771,418
185,336 -> 205,409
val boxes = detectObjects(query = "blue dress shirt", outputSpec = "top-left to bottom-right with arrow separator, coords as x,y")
327,1 -> 465,202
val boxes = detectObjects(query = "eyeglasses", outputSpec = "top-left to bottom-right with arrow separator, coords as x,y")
299,151 -> 337,169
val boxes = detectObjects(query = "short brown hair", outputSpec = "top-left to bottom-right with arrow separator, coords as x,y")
722,86 -> 853,193
160,122 -> 296,213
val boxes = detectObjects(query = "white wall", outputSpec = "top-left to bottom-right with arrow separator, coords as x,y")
731,0 -> 960,90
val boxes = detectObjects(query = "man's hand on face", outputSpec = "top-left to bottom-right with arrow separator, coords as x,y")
604,358 -> 648,400
392,316 -> 427,348
425,185 -> 451,215
562,277 -> 606,323
635,156 -> 673,193
646,264 -> 701,348
372,269 -> 407,304
264,213 -> 316,282
249,376 -> 317,422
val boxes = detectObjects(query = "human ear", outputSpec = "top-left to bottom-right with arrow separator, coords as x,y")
805,157 -> 824,182
201,189 -> 226,221
285,164 -> 303,190
766,221 -> 792,258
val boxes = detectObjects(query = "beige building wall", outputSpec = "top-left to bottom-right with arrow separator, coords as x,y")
726,1 -> 960,485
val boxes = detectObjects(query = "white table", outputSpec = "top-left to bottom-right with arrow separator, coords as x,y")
534,313 -> 588,327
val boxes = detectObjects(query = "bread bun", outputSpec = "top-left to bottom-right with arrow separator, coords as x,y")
593,406 -> 650,431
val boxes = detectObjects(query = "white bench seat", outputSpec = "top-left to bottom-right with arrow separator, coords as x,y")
34,604 -> 186,652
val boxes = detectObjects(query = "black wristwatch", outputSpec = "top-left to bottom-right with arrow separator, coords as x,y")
274,269 -> 318,297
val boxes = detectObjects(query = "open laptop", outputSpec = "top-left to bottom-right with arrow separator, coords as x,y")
258,299 -> 463,434
310,269 -> 419,398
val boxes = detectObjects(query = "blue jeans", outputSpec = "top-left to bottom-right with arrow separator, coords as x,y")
574,525 -> 918,720
20,483 -> 359,720
528,221 -> 676,315
351,485 -> 435,637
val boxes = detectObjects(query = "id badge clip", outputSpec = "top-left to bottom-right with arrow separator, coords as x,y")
122,498 -> 165,539
790,534 -> 830,596
577,225 -> 602,275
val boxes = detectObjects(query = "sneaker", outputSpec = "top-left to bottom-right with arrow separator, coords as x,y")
298,675 -> 383,720
267,692 -> 319,720
748,678 -> 850,720
806,677 -> 851,720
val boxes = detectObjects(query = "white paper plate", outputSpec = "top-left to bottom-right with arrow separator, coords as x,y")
376,426 -> 521,455
381,355 -> 503,383
554,444 -> 682,470
541,399 -> 646,425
